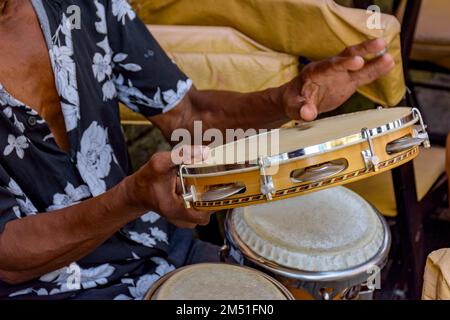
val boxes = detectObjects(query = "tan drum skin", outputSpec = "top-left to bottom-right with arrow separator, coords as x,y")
223,187 -> 392,300
144,263 -> 294,300
181,107 -> 427,211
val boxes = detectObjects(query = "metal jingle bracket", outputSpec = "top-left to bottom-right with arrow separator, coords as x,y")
258,156 -> 276,201
411,108 -> 431,149
179,165 -> 197,209
361,127 -> 380,172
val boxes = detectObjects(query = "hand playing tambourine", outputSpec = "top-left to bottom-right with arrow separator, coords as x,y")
281,38 -> 395,121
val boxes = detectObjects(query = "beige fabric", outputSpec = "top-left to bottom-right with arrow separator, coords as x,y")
347,146 -> 447,217
422,249 -> 450,300
134,0 -> 405,107
120,24 -> 299,125
231,187 -> 384,271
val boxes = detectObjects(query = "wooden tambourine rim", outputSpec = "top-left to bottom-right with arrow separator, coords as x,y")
192,146 -> 419,209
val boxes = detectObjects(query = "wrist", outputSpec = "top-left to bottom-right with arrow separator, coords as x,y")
267,84 -> 290,123
114,174 -> 149,216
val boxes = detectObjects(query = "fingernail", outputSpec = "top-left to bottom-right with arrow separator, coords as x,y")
353,56 -> 364,63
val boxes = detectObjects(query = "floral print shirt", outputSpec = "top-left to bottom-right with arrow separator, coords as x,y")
0,0 -> 192,299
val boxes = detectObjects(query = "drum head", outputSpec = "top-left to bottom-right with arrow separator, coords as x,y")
148,263 -> 292,300
230,187 -> 385,272
190,107 -> 413,167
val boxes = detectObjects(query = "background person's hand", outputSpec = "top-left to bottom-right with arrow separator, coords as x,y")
282,38 -> 396,121
123,145 -> 213,229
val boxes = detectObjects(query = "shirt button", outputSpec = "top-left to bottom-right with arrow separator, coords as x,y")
27,116 -> 37,126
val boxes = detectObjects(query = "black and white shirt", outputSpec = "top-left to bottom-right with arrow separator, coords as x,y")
0,0 -> 192,299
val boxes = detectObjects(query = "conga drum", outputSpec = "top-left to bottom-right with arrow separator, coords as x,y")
179,107 -> 429,210
222,187 -> 391,300
144,263 -> 294,300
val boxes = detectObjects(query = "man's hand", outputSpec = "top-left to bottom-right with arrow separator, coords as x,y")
123,145 -> 213,229
282,38 -> 396,121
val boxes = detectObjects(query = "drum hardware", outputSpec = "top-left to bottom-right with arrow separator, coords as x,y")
412,107 -> 431,148
290,158 -> 348,183
385,108 -> 429,155
386,136 -> 426,155
361,127 -> 380,171
179,165 -> 197,209
180,165 -> 246,208
201,183 -> 246,202
222,188 -> 392,300
258,156 -> 276,200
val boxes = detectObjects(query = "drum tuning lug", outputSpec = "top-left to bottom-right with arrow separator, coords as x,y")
258,157 -> 276,201
219,245 -> 230,262
361,128 -> 380,172
178,165 -> 197,209
412,108 -> 431,149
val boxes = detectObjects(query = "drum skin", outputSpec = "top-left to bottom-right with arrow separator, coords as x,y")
224,187 -> 391,300
144,263 -> 294,300
186,125 -> 418,210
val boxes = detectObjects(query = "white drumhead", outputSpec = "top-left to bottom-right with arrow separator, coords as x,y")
231,187 -> 384,272
151,263 -> 290,300
190,107 -> 412,167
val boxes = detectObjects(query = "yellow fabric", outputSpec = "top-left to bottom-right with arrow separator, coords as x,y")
347,146 -> 446,217
120,24 -> 299,125
422,249 -> 450,300
134,0 -> 405,106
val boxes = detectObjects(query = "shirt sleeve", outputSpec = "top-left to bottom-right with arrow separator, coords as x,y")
104,0 -> 192,117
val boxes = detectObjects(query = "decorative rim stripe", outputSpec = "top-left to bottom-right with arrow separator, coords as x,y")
194,147 -> 418,208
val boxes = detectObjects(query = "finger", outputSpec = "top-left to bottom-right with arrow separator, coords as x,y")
300,103 -> 318,122
171,145 -> 210,165
350,54 -> 395,86
149,151 -> 178,173
340,38 -> 387,58
184,208 -> 213,226
172,193 -> 213,225
331,56 -> 365,72
169,219 -> 198,229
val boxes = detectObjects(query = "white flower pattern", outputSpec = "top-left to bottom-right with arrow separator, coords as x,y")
3,135 -> 29,159
47,183 -> 91,211
76,122 -> 113,196
0,0 -> 192,299
112,0 -> 136,25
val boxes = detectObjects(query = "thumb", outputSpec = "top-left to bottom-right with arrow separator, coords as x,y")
171,145 -> 210,165
300,103 -> 318,121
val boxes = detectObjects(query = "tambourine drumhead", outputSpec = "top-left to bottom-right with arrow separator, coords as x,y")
190,107 -> 413,167
230,187 -> 385,272
147,263 -> 293,300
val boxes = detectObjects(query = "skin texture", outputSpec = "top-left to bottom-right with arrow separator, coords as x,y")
0,0 -> 395,284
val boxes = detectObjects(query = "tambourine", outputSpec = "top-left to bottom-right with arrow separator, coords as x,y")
179,107 -> 430,211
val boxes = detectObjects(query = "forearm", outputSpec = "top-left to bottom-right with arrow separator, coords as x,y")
190,87 -> 289,130
154,86 -> 291,142
0,177 -> 145,284
188,87 -> 289,132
